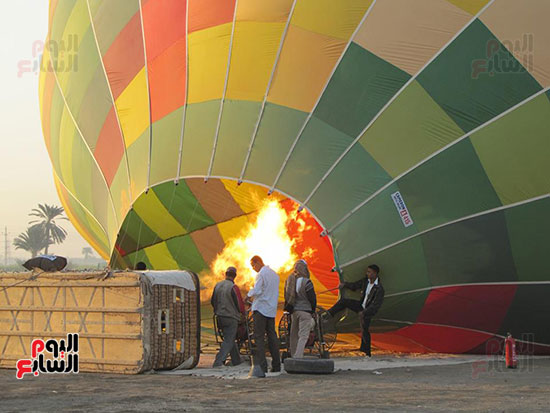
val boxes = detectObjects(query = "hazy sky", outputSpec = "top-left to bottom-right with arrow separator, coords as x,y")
0,2 -> 92,260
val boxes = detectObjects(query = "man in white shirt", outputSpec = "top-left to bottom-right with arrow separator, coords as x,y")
326,264 -> 385,357
247,255 -> 281,374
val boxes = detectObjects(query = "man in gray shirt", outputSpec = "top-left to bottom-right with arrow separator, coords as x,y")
211,266 -> 245,367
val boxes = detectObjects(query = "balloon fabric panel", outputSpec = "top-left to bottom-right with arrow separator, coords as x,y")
40,0 -> 550,354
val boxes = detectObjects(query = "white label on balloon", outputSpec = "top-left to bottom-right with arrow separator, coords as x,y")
391,191 -> 414,228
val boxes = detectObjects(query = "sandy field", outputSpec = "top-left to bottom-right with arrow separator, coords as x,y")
1,353 -> 549,412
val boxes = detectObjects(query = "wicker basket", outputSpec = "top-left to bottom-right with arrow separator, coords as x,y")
0,270 -> 200,374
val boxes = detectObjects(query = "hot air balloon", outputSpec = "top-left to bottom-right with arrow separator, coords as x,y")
40,0 -> 550,355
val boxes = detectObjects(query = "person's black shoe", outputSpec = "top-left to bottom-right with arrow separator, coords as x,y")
269,366 -> 281,373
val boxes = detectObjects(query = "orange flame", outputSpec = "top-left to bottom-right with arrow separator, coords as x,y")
201,199 -> 305,301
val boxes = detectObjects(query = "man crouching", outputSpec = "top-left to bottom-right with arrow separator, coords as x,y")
211,266 -> 246,367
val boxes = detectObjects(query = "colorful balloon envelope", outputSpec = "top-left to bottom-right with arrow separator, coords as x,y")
40,0 -> 550,354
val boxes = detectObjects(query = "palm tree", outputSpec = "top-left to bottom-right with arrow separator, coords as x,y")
13,226 -> 50,258
82,247 -> 93,260
29,204 -> 68,254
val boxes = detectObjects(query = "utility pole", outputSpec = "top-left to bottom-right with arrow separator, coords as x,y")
3,226 -> 9,266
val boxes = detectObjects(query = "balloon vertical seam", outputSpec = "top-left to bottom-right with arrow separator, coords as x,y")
138,0 -> 153,191
327,86 -> 549,235
206,0 -> 240,182
51,166 -> 111,249
49,58 -> 120,237
176,0 -> 190,182
85,0 -> 134,205
339,191 -> 550,269
302,0 -> 497,211
239,0 -> 298,183
268,0 -> 379,195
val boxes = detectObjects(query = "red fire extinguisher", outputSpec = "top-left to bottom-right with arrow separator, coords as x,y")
505,332 -> 518,369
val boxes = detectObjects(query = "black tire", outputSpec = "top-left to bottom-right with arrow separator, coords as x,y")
283,357 -> 334,374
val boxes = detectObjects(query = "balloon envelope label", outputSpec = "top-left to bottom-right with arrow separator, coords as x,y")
391,191 -> 413,228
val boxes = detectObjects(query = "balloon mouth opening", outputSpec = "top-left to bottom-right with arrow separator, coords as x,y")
109,179 -> 334,281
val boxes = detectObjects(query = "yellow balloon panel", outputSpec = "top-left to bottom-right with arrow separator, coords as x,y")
144,242 -> 180,269
187,23 -> 232,104
267,25 -> 345,112
291,0 -> 372,40
55,0 -> 90,90
116,68 -> 150,148
133,190 -> 187,240
225,21 -> 287,102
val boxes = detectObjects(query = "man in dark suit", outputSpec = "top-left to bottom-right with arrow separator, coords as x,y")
326,264 -> 385,357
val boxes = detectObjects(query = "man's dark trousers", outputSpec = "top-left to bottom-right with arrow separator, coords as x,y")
359,314 -> 372,356
327,298 -> 363,317
252,311 -> 280,372
327,299 -> 372,356
214,316 -> 241,367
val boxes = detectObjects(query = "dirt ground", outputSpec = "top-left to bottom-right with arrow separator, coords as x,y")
1,355 -> 549,412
